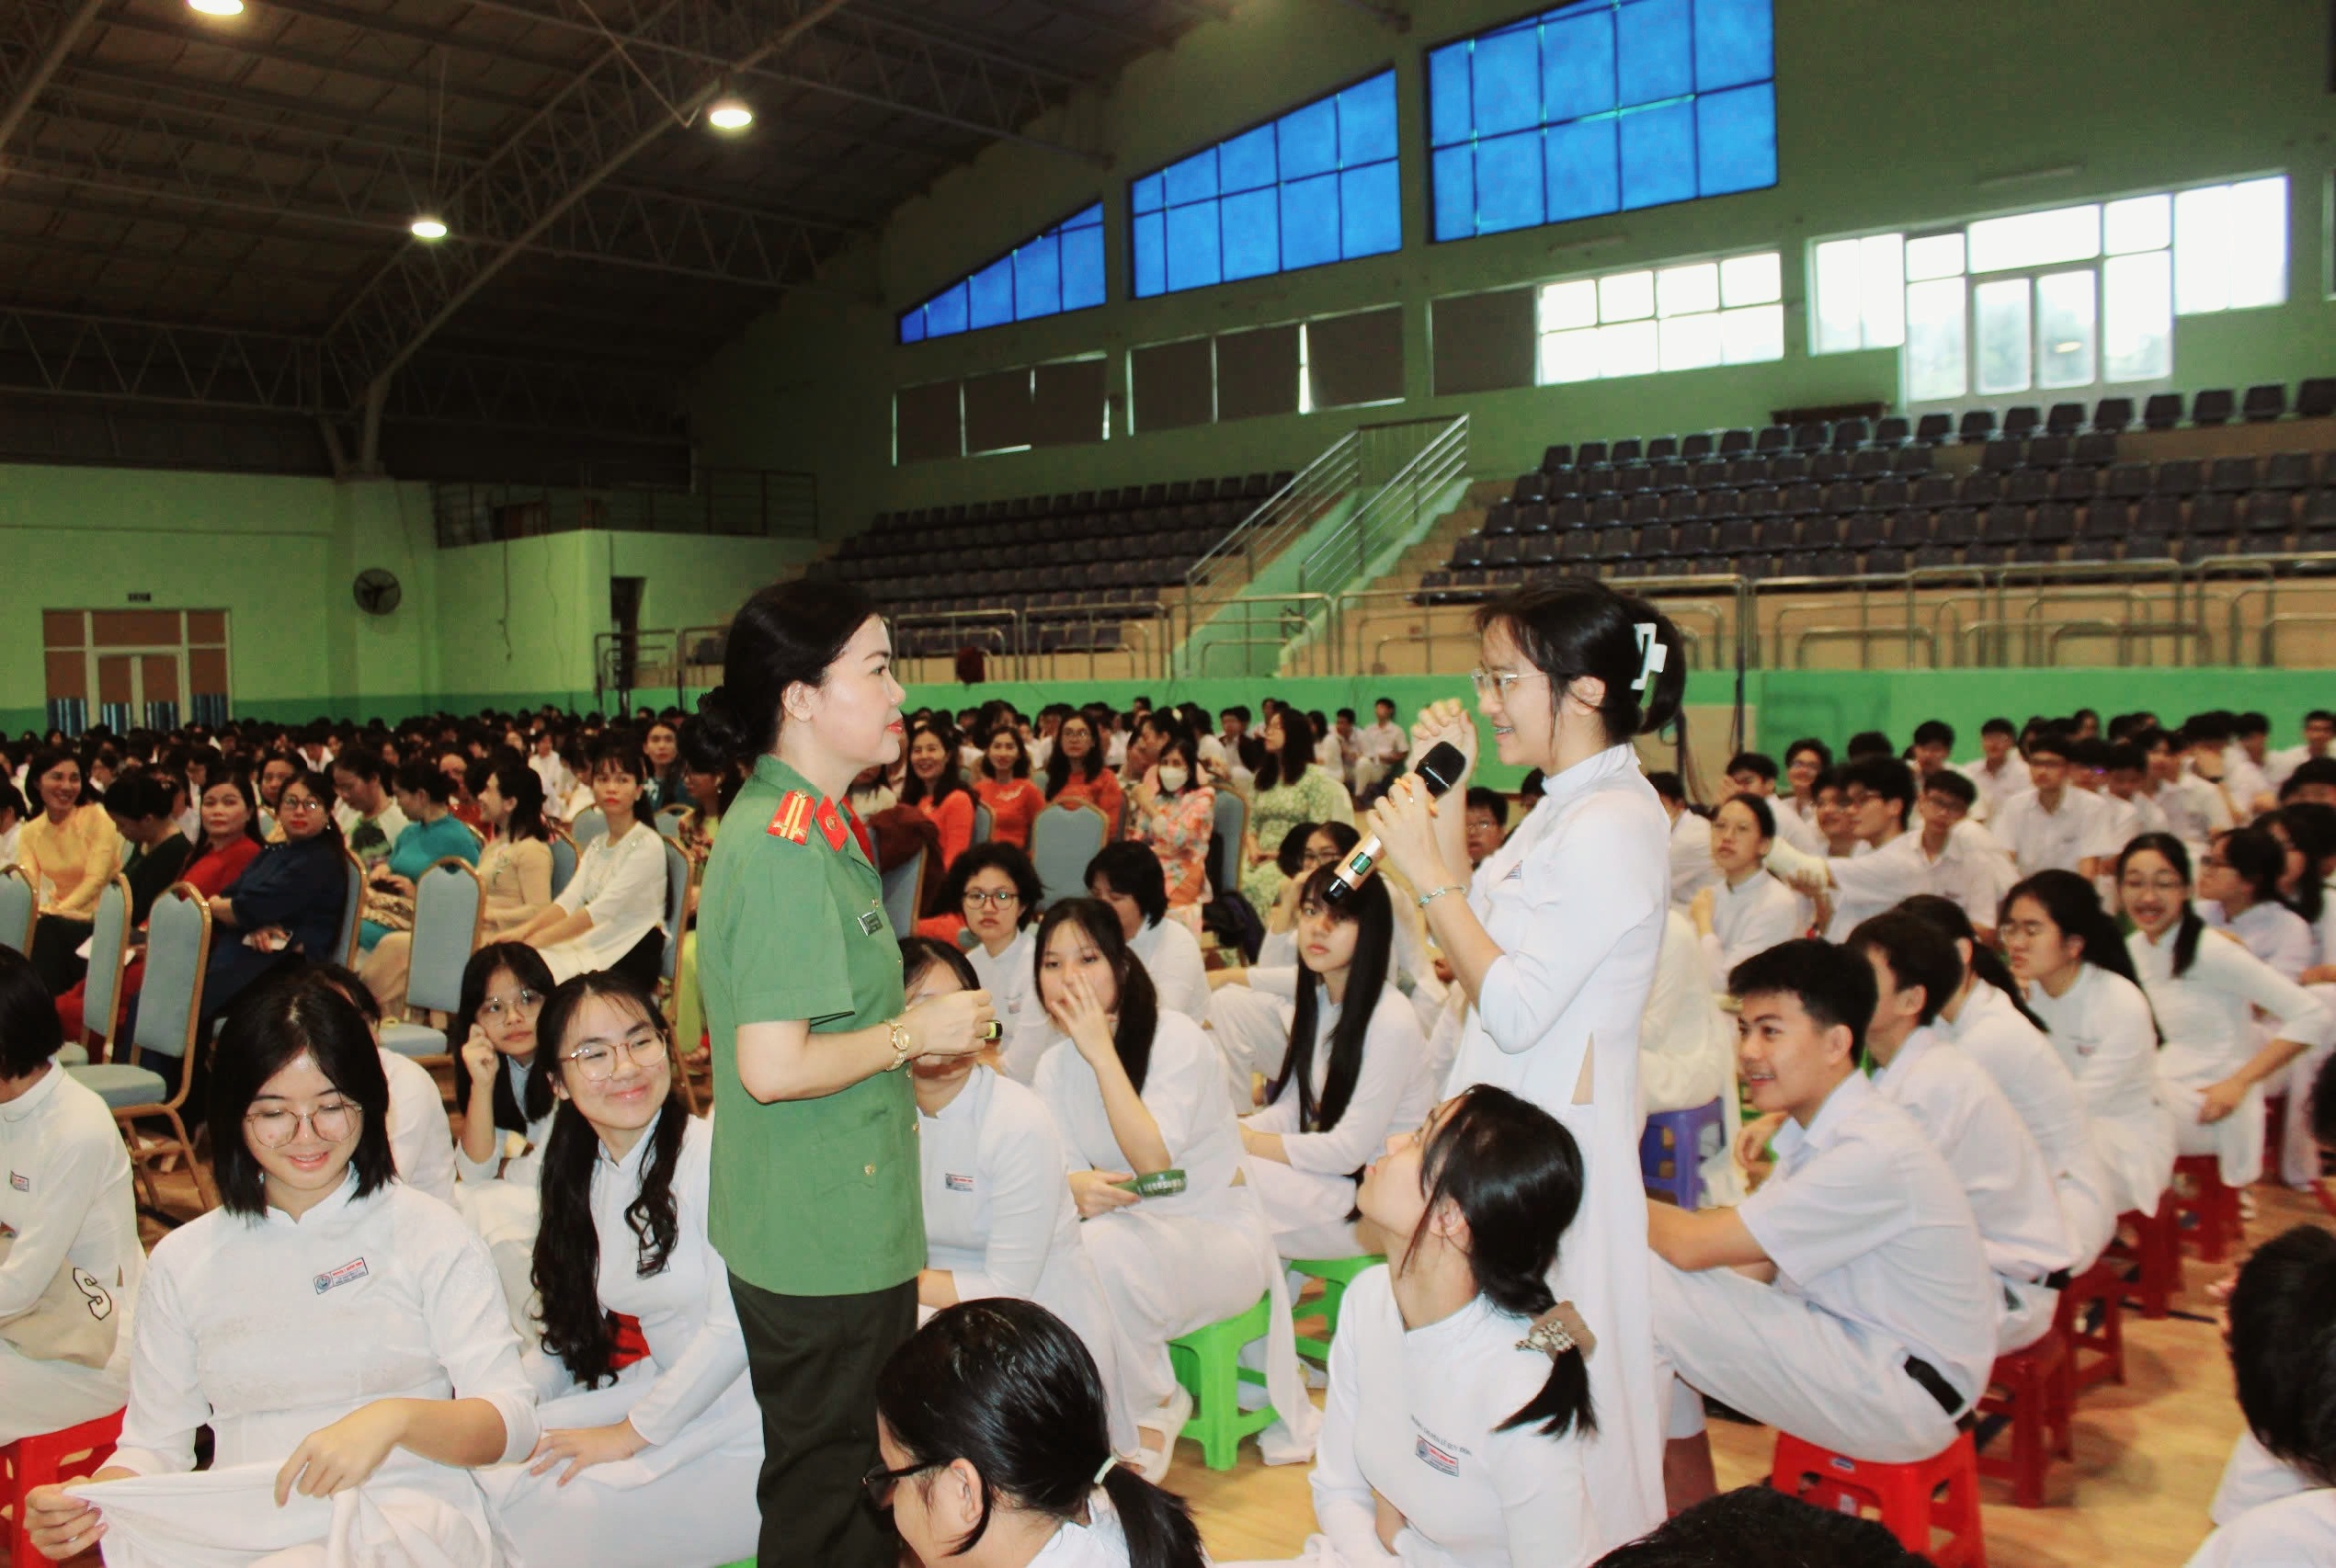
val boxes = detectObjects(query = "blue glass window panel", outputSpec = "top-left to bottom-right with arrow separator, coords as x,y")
1619,100 -> 1696,210
1014,233 -> 1061,320
1061,222 -> 1106,309
1545,117 -> 1621,221
1338,72 -> 1397,166
1693,0 -> 1772,90
1617,0 -> 1693,105
1542,6 -> 1617,123
1471,27 -> 1542,137
1064,202 -> 1103,230
1133,211 -> 1166,297
1165,201 -> 1221,290
1281,172 -> 1342,269
1163,148 -> 1218,206
1222,187 -> 1281,279
924,281 -> 968,336
1428,43 -> 1473,147
1278,98 -> 1339,180
1340,161 -> 1401,258
1474,130 -> 1545,234
1431,144 -> 1476,240
1695,81 -> 1776,195
1221,125 -> 1279,194
1132,175 -> 1165,215
897,309 -> 927,345
967,256 -> 1016,329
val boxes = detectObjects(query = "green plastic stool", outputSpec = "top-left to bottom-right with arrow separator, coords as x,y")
1167,1292 -> 1277,1471
1289,1255 -> 1384,1364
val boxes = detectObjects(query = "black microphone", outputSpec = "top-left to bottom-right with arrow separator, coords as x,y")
1324,741 -> 1468,903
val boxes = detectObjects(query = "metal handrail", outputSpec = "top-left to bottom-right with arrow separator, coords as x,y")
1295,415 -> 1470,597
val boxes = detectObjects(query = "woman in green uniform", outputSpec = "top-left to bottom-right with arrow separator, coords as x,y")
693,580 -> 996,1568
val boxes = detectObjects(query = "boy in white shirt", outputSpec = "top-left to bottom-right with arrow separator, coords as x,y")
1647,938 -> 1998,1508
1956,717 -> 2032,823
1351,698 -> 1407,802
1723,751 -> 1826,856
1991,729 -> 2114,879
2266,710 -> 2336,793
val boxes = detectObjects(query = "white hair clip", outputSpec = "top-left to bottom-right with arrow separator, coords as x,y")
1093,1454 -> 1118,1484
1631,622 -> 1669,692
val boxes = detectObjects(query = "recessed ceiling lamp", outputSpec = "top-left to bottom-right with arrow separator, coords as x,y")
409,214 -> 449,241
187,0 -> 245,16
707,95 -> 754,132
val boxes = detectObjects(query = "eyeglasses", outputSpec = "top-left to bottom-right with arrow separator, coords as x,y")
861,1460 -> 938,1508
1299,846 -> 1341,867
478,988 -> 542,1023
562,1033 -> 667,1083
245,1100 -> 359,1148
279,796 -> 326,813
1469,667 -> 1530,698
963,889 -> 1021,909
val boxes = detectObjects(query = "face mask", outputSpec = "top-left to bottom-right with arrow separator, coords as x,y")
1157,765 -> 1190,794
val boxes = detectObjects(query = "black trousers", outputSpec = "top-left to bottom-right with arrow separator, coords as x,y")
731,1272 -> 917,1568
30,916 -> 92,997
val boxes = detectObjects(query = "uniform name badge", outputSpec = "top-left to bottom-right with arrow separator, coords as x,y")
858,907 -> 883,937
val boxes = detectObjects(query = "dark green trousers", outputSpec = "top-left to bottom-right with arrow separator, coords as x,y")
731,1272 -> 917,1568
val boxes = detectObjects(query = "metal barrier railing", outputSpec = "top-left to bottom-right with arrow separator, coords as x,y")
434,466 -> 820,548
1294,415 -> 1470,597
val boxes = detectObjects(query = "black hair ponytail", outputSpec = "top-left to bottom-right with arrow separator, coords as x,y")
1272,865 -> 1394,1135
530,971 -> 689,1390
878,1299 -> 1205,1568
1031,899 -> 1159,1093
2118,833 -> 2206,978
1407,1085 -> 1596,1438
1896,893 -> 2049,1032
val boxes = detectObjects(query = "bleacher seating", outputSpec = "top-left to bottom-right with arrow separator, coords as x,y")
808,469 -> 1293,655
1414,381 -> 2336,605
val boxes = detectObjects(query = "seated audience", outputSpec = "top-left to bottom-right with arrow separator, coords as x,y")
974,726 -> 1043,850
103,772 -> 193,922
2200,824 -> 2316,981
1689,793 -> 1811,990
0,949 -> 144,1445
1044,711 -> 1126,828
357,760 -> 481,954
900,937 -> 1129,1451
507,734 -> 668,988
931,843 -> 1048,1081
198,767 -> 352,1047
1650,772 -> 1719,910
1240,710 -> 1352,910
452,942 -> 560,1188
25,972 -> 536,1565
1648,940 -> 1995,1506
873,1299 -> 1206,1568
1088,843 -> 1211,1026
478,970 -> 762,1568
1125,731 -> 1216,934
1236,868 -> 1430,1260
904,722 -> 979,870
1638,907 -> 1742,1205
329,748 -> 408,869
309,962 -> 458,1207
17,747 -> 121,994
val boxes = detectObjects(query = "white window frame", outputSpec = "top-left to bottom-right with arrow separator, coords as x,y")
1532,246 -> 1785,388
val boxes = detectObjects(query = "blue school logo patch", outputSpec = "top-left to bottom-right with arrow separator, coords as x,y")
944,1172 -> 974,1193
313,1257 -> 370,1294
1415,1436 -> 1459,1477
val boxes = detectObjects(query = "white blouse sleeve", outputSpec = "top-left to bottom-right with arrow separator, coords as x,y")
1307,1303 -> 1398,1567
624,1140 -> 750,1448
1277,1001 -> 1426,1176
1147,920 -> 1211,1023
420,1219 -> 541,1462
2199,931 -> 2335,1049
1476,801 -> 1664,1054
0,1114 -> 122,1321
951,1096 -> 1071,1303
108,1244 -> 207,1476
1488,1418 -> 1596,1568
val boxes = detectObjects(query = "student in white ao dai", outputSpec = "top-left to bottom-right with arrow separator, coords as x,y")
27,974 -> 536,1568
944,844 -> 1048,1081
901,937 -> 1132,1454
1239,868 -> 1431,1261
1221,1085 -> 1603,1568
476,971 -> 762,1568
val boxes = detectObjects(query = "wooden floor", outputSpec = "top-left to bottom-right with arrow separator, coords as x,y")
1179,1184 -> 2334,1568
16,1169 -> 2322,1568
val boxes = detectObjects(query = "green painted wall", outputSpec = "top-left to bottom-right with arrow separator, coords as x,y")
692,0 -> 2336,540
0,462 -> 816,727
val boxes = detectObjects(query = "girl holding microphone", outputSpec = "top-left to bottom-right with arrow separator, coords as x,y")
1361,579 -> 1685,1551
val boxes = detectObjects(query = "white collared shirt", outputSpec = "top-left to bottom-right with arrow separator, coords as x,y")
1738,1073 -> 1999,1405
1244,983 -> 1431,1175
1956,755 -> 2034,822
1992,787 -> 2116,875
545,821 -> 668,979
1933,983 -> 2112,1233
1820,831 -> 1933,941
1871,1028 -> 2077,1283
2203,899 -> 2316,983
1699,869 -> 1810,989
2023,964 -> 2175,1218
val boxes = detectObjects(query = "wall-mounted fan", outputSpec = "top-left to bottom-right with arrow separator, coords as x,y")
353,568 -> 403,616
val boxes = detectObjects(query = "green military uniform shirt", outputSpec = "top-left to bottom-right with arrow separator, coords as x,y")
701,753 -> 918,1297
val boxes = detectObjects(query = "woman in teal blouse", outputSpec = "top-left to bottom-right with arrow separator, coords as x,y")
358,760 -> 480,950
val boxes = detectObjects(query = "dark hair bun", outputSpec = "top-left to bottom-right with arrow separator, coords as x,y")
692,686 -> 753,762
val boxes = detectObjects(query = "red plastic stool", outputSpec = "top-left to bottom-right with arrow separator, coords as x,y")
1770,1428 -> 1987,1566
2172,1154 -> 2241,1264
2110,1199 -> 2182,1319
1976,1330 -> 2073,1507
2056,1258 -> 2126,1392
3,1406 -> 124,1567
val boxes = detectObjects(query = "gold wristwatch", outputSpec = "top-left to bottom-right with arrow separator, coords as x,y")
884,1018 -> 915,1071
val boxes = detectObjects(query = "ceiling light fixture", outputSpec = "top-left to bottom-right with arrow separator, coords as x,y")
707,95 -> 754,132
187,0 -> 245,16
410,214 -> 449,241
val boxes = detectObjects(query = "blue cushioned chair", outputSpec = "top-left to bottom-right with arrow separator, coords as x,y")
380,858 -> 484,1063
70,882 -> 215,1215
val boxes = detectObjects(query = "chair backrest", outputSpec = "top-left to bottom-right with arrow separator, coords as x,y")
570,806 -> 609,849
0,866 -> 33,954
335,845 -> 365,967
1029,800 -> 1109,906
81,875 -> 133,1061
406,858 -> 485,1016
659,837 -> 689,983
881,844 -> 928,936
1209,790 -> 1248,902
972,802 -> 993,846
654,810 -> 688,845
548,829 -> 579,900
257,809 -> 278,839
131,885 -> 213,1078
